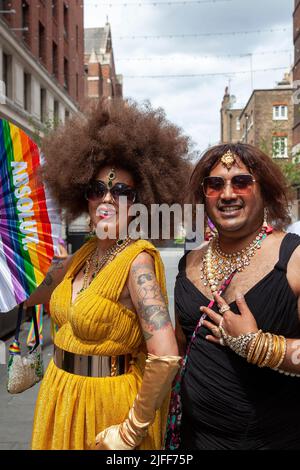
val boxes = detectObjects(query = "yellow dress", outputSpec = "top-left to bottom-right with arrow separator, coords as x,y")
31,238 -> 169,450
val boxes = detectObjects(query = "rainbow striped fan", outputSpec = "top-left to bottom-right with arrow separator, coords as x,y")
0,118 -> 61,312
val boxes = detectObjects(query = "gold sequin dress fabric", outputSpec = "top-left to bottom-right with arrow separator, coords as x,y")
31,238 -> 169,450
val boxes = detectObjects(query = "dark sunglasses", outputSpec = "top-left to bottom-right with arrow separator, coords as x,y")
202,174 -> 256,198
85,180 -> 137,204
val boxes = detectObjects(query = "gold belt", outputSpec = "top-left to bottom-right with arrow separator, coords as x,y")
53,345 -> 132,377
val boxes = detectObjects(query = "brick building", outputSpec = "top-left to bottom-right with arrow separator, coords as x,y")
239,74 -> 294,159
84,24 -> 123,104
221,74 -> 294,160
0,0 -> 84,137
293,0 -> 300,151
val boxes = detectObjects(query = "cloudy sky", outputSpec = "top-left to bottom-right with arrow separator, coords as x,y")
84,0 -> 293,154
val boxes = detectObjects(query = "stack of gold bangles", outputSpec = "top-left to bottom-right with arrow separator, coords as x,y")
246,330 -> 286,369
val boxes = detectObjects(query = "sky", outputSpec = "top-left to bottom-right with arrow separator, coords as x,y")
84,0 -> 294,155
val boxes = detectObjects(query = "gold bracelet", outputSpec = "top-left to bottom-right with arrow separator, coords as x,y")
251,333 -> 267,365
268,335 -> 282,369
273,336 -> 287,369
247,330 -> 262,363
260,333 -> 273,368
257,333 -> 270,367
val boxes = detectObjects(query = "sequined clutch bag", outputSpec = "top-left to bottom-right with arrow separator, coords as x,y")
7,303 -> 44,394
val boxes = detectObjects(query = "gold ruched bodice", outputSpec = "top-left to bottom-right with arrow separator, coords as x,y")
31,238 -> 169,450
51,237 -> 167,356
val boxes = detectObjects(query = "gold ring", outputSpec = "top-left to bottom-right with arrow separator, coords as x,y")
219,304 -> 230,314
211,326 -> 222,339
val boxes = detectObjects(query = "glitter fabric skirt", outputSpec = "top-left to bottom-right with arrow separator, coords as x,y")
31,358 -> 168,450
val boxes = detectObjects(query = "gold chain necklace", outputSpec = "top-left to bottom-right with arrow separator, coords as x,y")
79,237 -> 132,293
200,227 -> 267,293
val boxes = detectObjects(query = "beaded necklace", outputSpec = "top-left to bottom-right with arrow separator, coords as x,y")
78,237 -> 132,294
201,226 -> 269,294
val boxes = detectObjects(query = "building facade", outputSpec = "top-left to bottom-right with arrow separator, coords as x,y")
220,87 -> 242,144
221,75 -> 294,160
293,0 -> 300,152
239,75 -> 294,160
0,0 -> 84,137
84,24 -> 123,104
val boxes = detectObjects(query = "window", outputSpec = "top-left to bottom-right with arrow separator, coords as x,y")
0,1 -> 12,23
52,42 -> 58,78
24,72 -> 31,112
236,119 -> 240,131
40,88 -> 47,123
273,136 -> 288,158
63,3 -> 68,39
3,52 -> 12,99
76,25 -> 79,51
54,100 -> 59,126
52,0 -> 58,19
64,58 -> 69,90
273,105 -> 288,120
38,22 -> 46,65
21,1 -> 29,44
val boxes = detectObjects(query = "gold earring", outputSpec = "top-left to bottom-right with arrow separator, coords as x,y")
263,208 -> 268,228
89,219 -> 95,235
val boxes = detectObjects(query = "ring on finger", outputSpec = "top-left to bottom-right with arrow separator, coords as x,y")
219,304 -> 230,315
211,326 -> 222,339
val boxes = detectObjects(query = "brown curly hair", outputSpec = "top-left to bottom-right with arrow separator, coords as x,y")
188,142 -> 291,230
41,99 -> 192,227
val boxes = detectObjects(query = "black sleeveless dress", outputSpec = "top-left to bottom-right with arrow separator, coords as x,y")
175,233 -> 300,450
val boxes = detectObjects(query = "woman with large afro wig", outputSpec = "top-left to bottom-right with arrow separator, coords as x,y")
27,99 -> 192,450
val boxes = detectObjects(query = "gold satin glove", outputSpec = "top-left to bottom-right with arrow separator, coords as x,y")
95,354 -> 181,450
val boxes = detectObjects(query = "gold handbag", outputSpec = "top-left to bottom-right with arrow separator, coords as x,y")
7,303 -> 44,394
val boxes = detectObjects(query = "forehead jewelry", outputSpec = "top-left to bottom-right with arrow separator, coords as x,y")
107,168 -> 116,188
220,150 -> 237,170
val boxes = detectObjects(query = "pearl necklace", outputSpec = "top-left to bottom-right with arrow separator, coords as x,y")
78,237 -> 132,294
200,227 -> 267,293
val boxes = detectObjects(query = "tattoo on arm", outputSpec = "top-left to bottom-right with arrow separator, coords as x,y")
143,330 -> 154,341
41,261 -> 65,288
138,302 -> 172,331
132,262 -> 171,337
137,272 -> 154,285
41,273 -> 54,287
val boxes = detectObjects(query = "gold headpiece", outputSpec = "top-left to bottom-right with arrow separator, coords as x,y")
107,168 -> 116,188
220,150 -> 237,170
